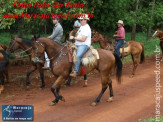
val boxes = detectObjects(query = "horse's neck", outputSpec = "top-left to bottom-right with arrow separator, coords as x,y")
44,42 -> 63,60
159,32 -> 163,41
19,42 -> 31,54
17,38 -> 32,55
98,35 -> 108,49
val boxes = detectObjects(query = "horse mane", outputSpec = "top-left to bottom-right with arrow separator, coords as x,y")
36,37 -> 63,48
21,38 -> 33,46
94,31 -> 113,44
0,50 -> 9,72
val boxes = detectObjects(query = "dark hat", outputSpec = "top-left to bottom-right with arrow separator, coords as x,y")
53,16 -> 59,21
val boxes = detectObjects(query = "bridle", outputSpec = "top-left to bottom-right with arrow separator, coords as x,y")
8,37 -> 33,57
33,41 -> 68,65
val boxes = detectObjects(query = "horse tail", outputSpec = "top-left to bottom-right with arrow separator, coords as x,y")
140,43 -> 145,64
113,53 -> 122,84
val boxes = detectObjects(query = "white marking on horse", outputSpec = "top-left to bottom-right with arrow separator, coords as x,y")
153,31 -> 157,37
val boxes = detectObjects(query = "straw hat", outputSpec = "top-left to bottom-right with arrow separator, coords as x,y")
78,14 -> 89,20
116,20 -> 124,26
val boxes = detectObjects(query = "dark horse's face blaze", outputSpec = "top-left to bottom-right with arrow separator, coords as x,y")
153,29 -> 162,38
31,40 -> 45,64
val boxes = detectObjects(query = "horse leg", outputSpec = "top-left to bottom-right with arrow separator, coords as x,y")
26,65 -> 37,88
4,69 -> 9,83
49,76 -> 65,106
130,54 -> 139,78
38,64 -> 45,89
106,79 -> 114,102
64,76 -> 72,87
83,75 -> 88,87
91,74 -> 109,106
0,74 -> 5,94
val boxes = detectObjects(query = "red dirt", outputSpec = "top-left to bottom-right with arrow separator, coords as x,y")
0,56 -> 162,122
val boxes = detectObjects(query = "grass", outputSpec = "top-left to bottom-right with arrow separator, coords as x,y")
0,31 -> 161,63
139,117 -> 163,122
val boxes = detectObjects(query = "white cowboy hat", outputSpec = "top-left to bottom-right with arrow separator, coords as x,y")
78,14 -> 89,20
116,20 -> 124,26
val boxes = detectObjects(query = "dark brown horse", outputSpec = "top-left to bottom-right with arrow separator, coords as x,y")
0,44 -> 9,94
153,29 -> 163,62
31,37 -> 122,106
91,30 -> 145,78
7,36 -> 45,89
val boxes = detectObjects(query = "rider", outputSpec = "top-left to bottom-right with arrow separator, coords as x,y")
113,20 -> 125,57
43,16 -> 63,69
69,14 -> 91,77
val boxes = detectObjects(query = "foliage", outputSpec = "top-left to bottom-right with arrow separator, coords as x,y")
0,0 -> 163,35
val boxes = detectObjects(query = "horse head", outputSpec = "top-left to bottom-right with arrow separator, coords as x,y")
31,37 -> 45,64
7,36 -> 21,53
91,29 -> 100,44
152,29 -> 162,38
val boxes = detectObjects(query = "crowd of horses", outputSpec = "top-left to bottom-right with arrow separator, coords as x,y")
0,29 -> 162,106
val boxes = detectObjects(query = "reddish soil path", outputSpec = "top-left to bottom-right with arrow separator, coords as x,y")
0,56 -> 162,122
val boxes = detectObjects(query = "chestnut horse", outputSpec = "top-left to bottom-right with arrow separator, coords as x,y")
7,36 -> 45,89
91,30 -> 145,78
0,44 -> 9,94
31,37 -> 122,106
153,29 -> 163,62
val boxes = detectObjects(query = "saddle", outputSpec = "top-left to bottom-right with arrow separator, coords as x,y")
113,41 -> 129,48
67,43 -> 99,67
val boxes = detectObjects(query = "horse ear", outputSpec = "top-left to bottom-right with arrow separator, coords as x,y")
32,34 -> 40,41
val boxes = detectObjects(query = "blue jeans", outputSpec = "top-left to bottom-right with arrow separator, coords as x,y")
115,39 -> 124,56
74,45 -> 89,74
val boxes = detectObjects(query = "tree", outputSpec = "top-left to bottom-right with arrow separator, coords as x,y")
131,0 -> 139,41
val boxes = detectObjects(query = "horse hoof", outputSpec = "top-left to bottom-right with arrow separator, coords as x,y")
61,97 -> 65,102
26,86 -> 29,89
40,85 -> 45,89
91,102 -> 97,106
129,75 -> 134,78
107,97 -> 113,102
49,101 -> 56,106
64,84 -> 70,87
83,84 -> 88,87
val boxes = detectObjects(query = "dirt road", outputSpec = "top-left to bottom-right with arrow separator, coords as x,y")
0,56 -> 162,122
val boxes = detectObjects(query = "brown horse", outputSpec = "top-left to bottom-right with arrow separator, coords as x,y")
91,30 -> 145,78
31,37 -> 122,106
0,44 -> 9,94
152,29 -> 163,62
7,36 -> 45,89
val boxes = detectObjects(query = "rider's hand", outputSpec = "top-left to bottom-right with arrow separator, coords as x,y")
113,35 -> 117,37
69,36 -> 74,40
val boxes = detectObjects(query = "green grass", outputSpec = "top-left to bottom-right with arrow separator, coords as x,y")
0,32 -> 161,63
139,117 -> 163,122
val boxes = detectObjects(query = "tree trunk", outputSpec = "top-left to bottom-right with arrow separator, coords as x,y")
147,0 -> 155,41
131,0 -> 139,41
44,24 -> 47,34
18,18 -> 23,37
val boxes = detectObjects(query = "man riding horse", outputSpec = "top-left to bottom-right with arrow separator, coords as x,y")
43,16 -> 63,69
69,14 -> 91,77
113,20 -> 125,57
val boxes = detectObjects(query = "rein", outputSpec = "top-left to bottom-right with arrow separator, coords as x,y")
35,41 -> 68,63
9,38 -> 33,58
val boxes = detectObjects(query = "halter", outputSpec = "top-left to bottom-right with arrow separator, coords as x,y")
8,37 -> 33,58
34,41 -> 68,66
